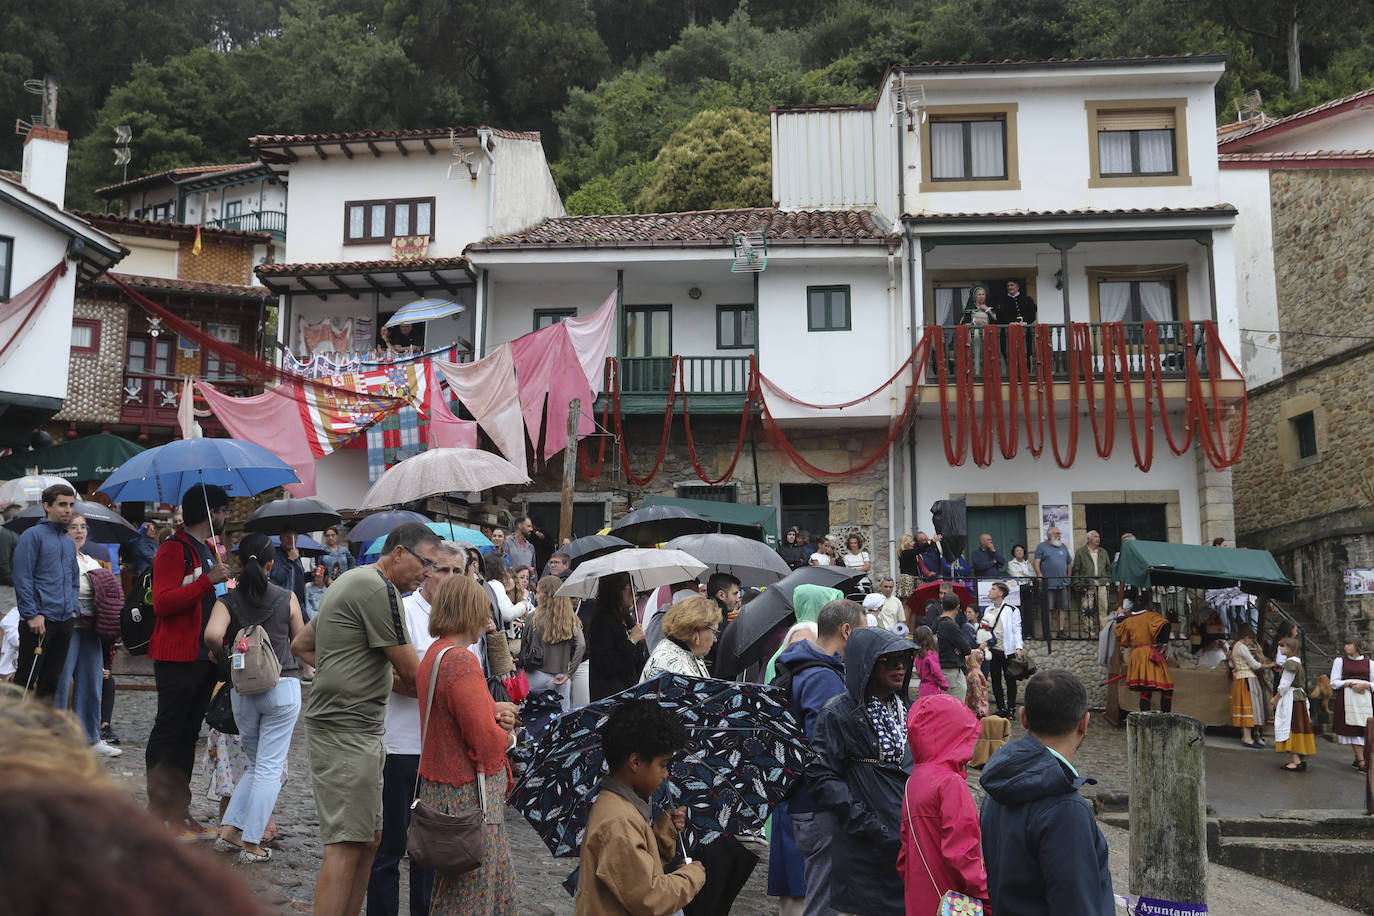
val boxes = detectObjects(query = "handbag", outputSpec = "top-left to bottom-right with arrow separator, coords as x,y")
406,645 -> 488,875
905,792 -> 986,916
205,682 -> 238,735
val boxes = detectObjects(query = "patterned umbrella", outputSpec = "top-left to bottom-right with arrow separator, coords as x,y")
509,673 -> 812,858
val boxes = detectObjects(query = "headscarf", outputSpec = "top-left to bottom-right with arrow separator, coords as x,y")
763,584 -> 841,684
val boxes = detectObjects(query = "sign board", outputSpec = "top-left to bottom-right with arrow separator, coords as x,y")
1344,568 -> 1374,596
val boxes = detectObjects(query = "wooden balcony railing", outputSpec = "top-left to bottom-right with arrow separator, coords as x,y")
120,372 -> 254,428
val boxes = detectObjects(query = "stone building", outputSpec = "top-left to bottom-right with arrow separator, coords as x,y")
1220,88 -> 1374,646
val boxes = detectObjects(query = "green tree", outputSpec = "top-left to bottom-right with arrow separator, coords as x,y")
635,106 -> 771,212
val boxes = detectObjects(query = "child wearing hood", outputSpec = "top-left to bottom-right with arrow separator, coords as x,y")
806,627 -> 916,916
899,693 -> 988,914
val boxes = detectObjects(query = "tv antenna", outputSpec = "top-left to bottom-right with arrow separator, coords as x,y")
890,73 -> 925,130
446,129 -> 480,181
730,230 -> 768,273
1233,90 -> 1265,123
114,125 -> 132,182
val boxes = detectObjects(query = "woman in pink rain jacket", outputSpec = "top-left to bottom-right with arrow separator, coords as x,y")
898,693 -> 988,914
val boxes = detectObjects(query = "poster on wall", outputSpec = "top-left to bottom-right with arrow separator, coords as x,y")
1344,568 -> 1374,596
977,579 -> 1022,607
1040,504 -> 1071,547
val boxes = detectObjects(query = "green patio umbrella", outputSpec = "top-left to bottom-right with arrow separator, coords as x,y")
0,433 -> 145,483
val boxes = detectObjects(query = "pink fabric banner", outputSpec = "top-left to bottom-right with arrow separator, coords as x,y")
433,346 -> 527,473
425,364 -> 478,449
0,262 -> 65,370
511,322 -> 595,461
197,381 -> 320,496
563,290 -> 616,395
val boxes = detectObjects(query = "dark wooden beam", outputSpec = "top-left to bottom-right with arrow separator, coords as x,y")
394,140 -> 409,157
366,141 -> 382,158
362,274 -> 389,294
338,142 -> 354,160
395,273 -> 427,298
328,275 -> 360,300
296,275 -> 328,301
312,144 -> 328,160
428,270 -> 460,296
422,138 -> 437,155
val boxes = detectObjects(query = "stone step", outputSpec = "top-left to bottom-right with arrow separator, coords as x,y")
1213,835 -> 1374,912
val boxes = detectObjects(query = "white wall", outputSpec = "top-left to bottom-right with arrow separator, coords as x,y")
0,211 -> 77,403
110,234 -> 179,278
491,138 -> 566,236
1237,114 -> 1374,154
1219,169 -> 1282,384
911,416 -> 1203,545
185,181 -> 288,226
773,109 -> 879,210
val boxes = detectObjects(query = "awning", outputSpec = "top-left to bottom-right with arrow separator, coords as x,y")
0,432 -> 145,483
640,494 -> 777,545
1115,539 -> 1296,600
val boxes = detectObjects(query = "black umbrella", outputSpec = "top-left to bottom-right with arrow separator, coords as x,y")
610,505 -> 712,546
554,533 -> 634,572
4,500 -> 140,543
244,497 -> 341,536
714,565 -> 864,679
342,509 -> 429,543
664,533 -> 791,587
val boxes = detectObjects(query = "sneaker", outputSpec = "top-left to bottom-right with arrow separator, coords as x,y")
169,821 -> 203,843
100,724 -> 120,745
182,818 -> 218,840
90,740 -> 122,758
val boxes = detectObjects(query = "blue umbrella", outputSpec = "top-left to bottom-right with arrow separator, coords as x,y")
269,533 -> 326,557
363,521 -> 494,558
509,673 -> 811,858
97,438 -> 298,503
343,509 -> 429,544
384,298 -> 465,327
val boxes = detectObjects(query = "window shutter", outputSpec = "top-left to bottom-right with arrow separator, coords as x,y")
1097,108 -> 1176,131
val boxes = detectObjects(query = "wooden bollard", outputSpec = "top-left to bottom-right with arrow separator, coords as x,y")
1127,711 -> 1208,905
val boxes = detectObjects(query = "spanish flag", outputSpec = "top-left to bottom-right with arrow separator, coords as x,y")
192,226 -> 202,256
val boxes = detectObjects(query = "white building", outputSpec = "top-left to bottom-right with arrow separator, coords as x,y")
0,126 -> 125,447
96,162 -> 288,243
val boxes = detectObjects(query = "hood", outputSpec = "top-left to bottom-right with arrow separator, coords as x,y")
979,734 -> 1091,805
908,693 -> 982,770
792,584 -> 841,624
777,636 -> 844,671
842,626 -> 917,703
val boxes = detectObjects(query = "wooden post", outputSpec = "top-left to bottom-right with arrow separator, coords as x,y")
559,398 -> 580,544
1128,712 -> 1208,905
1365,718 -> 1373,816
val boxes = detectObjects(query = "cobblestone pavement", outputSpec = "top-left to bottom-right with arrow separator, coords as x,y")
90,685 -> 1357,915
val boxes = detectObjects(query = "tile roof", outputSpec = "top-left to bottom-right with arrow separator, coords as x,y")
470,208 -> 891,249
255,256 -> 472,276
72,210 -> 274,244
98,272 -> 274,300
250,127 -> 540,148
1218,149 -> 1374,168
902,205 -> 1237,223
0,169 -> 19,183
1216,87 -> 1374,147
773,102 -> 878,114
95,163 -> 255,196
895,54 -> 1226,73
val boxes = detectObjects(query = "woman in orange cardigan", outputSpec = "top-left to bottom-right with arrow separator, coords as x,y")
417,575 -> 521,915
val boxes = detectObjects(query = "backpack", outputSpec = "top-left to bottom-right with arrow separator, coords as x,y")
518,618 -> 545,671
228,588 -> 288,696
121,539 -> 193,655
770,655 -> 831,722
87,568 -> 125,640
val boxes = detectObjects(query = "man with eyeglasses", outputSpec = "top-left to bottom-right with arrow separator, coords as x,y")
291,521 -> 440,916
367,540 -> 463,916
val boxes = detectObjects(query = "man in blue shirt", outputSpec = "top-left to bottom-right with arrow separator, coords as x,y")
1034,527 -> 1073,639
270,527 -> 308,606
971,532 -> 1006,583
12,483 -> 79,698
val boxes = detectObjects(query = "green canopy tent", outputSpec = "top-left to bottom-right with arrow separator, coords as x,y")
1114,539 -> 1296,601
639,494 -> 778,546
0,433 -> 146,483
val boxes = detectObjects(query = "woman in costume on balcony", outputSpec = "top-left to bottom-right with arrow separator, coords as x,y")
958,284 -> 995,327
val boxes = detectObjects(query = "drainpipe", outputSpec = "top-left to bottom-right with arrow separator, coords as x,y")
477,129 -> 497,238
887,242 -> 899,575
905,223 -> 920,537
479,269 -> 489,357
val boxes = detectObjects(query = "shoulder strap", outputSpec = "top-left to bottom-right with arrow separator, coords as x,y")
376,568 -> 408,646
906,791 -> 947,900
414,645 -> 489,817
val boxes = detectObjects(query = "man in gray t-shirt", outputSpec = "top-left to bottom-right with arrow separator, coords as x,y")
1034,527 -> 1073,638
503,515 -> 536,568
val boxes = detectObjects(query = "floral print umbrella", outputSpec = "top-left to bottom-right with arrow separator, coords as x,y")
508,672 -> 812,857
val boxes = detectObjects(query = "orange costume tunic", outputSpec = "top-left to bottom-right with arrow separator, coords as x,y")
1115,610 -> 1173,691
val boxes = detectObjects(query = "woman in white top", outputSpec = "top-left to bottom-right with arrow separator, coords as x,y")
59,514 -> 121,756
1330,636 -> 1372,772
841,534 -> 871,574
640,596 -> 720,681
809,536 -> 834,566
977,581 -> 1024,718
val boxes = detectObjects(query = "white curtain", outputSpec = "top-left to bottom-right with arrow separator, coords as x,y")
1098,132 -> 1133,174
969,121 -> 1005,178
935,288 -> 958,326
1137,280 -> 1175,322
1098,282 -> 1131,322
931,123 -> 965,179
1137,130 -> 1175,173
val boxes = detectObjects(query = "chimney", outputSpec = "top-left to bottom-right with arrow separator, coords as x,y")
21,124 -> 70,209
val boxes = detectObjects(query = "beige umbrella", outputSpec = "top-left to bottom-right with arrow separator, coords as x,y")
358,447 -> 531,509
555,548 -> 708,600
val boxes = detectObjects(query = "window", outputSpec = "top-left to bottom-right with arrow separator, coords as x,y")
1294,412 -> 1318,460
1087,267 -> 1189,325
224,200 -> 243,219
534,308 -> 576,331
71,319 -> 101,354
1086,99 -> 1190,187
716,304 -> 756,349
807,286 -> 850,332
343,197 -> 436,244
203,349 -> 241,382
624,305 -> 671,357
206,323 -> 241,344
125,336 -> 173,376
0,235 -> 11,300
676,484 -> 738,503
137,202 -> 172,221
919,103 -> 1020,192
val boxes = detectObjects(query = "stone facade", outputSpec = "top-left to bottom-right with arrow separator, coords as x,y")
1024,637 -> 1107,708
53,298 -> 128,424
1233,167 -> 1374,646
177,236 -> 259,286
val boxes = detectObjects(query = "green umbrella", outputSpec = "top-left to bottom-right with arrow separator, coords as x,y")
0,433 -> 145,483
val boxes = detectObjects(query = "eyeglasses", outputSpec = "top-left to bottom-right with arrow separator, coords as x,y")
402,545 -> 436,571
875,655 -> 910,670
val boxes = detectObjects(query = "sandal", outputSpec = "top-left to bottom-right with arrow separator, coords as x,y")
214,836 -> 243,854
238,847 -> 272,864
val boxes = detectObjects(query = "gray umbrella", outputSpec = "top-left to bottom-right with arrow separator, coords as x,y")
609,505 -> 712,546
663,533 -> 791,587
244,497 -> 342,536
5,500 -> 139,543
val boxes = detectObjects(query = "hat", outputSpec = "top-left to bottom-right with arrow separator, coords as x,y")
862,593 -> 885,612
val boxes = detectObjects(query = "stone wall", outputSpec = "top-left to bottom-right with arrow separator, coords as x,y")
54,298 -> 128,424
177,236 -> 257,286
1024,638 -> 1107,708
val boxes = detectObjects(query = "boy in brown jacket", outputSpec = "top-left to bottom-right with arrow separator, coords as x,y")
575,699 -> 706,915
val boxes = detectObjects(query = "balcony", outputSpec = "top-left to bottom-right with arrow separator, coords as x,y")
207,210 -> 287,240
602,355 -> 752,414
120,372 -> 251,432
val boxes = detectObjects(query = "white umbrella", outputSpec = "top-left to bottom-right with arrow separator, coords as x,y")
359,447 -> 531,509
555,548 -> 708,600
0,474 -> 75,506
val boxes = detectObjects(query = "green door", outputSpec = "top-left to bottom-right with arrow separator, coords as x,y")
965,507 -> 1024,574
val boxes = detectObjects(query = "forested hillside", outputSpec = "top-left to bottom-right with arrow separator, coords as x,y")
5,0 -> 1371,214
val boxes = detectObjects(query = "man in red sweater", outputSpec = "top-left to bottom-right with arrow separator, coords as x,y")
145,484 -> 230,839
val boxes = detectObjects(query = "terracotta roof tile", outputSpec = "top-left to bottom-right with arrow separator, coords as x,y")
1216,87 -> 1374,147
902,205 -> 1237,222
72,210 -> 274,244
255,256 -> 471,276
250,126 -> 540,148
1218,149 -> 1374,169
896,54 -> 1226,72
470,208 -> 890,249
98,272 -> 274,299
95,163 -> 255,196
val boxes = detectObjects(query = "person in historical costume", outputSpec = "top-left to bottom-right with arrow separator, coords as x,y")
1115,597 -> 1173,712
1230,627 -> 1267,748
1271,636 -> 1315,772
1330,636 -> 1372,773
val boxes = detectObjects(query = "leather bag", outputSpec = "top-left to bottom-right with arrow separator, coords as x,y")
406,645 -> 488,875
